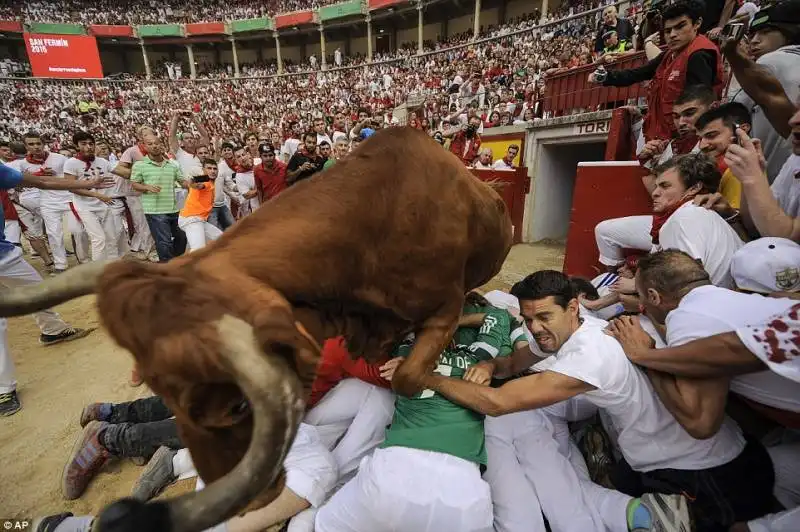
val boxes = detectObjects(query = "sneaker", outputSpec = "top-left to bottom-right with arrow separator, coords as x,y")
132,446 -> 178,501
637,493 -> 692,532
50,268 -> 67,277
33,513 -> 73,532
79,402 -> 111,428
0,390 -> 21,416
147,251 -> 160,263
62,420 -> 110,500
40,327 -> 94,346
579,420 -> 615,488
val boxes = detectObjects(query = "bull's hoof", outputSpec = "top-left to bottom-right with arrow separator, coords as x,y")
94,498 -> 172,532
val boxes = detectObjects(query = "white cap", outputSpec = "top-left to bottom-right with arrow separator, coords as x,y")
731,238 -> 800,294
483,290 -> 521,318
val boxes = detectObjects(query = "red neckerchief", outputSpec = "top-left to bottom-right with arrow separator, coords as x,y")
76,153 -> 95,170
650,197 -> 693,245
137,143 -> 148,156
716,153 -> 729,173
26,152 -> 48,165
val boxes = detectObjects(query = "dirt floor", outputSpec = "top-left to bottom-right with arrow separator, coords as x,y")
0,242 -> 564,521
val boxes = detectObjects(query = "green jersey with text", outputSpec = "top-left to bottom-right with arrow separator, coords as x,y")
455,306 -> 526,360
381,337 -> 487,465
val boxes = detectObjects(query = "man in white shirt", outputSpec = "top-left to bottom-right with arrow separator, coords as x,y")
472,148 -> 493,169
233,146 -> 259,218
492,145 -> 519,170
210,142 -> 240,231
18,132 -> 72,273
334,48 -> 342,67
112,126 -> 156,259
419,270 -> 759,532
313,118 -> 333,148
598,153 -> 742,287
168,110 -> 210,180
63,131 -> 120,261
281,121 -> 303,163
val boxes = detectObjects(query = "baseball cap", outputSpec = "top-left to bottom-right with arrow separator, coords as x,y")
750,0 -> 800,36
258,142 -> 274,154
730,237 -> 800,294
360,128 -> 376,139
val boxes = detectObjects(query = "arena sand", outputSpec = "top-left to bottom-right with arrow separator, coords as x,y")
0,242 -> 564,522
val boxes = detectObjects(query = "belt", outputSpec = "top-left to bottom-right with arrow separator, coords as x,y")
113,197 -> 135,240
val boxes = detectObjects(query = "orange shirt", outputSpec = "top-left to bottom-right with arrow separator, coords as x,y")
180,181 -> 215,220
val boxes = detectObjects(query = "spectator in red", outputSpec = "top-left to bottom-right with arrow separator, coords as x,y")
254,142 -> 287,204
446,115 -> 483,165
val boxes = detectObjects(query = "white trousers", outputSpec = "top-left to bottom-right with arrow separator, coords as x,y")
16,197 -> 45,238
303,378 -> 395,480
748,507 -> 800,532
196,423 -> 339,532
316,446 -> 493,532
594,215 -> 652,267
4,220 -> 20,244
75,207 -> 120,261
126,196 -> 153,253
484,402 -> 631,532
109,204 -> 130,257
178,215 -> 222,252
65,209 -> 89,264
0,247 -> 70,393
40,206 -> 70,270
768,442 -> 800,509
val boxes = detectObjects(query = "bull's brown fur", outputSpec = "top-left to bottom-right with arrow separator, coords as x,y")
95,127 -> 512,519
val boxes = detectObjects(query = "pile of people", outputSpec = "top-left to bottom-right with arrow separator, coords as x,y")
3,0 -> 800,531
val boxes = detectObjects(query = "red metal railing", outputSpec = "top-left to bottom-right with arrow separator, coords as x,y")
543,52 -> 649,117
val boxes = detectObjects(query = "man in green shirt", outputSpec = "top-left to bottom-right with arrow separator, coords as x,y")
315,304 -> 509,532
130,137 -> 189,262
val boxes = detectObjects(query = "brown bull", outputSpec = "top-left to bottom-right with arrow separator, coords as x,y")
0,127 -> 512,532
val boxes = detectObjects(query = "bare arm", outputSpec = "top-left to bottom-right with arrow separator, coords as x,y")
112,161 -> 132,179
723,39 -> 796,139
168,112 -> 181,154
647,370 -> 730,439
426,370 -> 594,416
22,173 -> 112,191
192,114 -> 210,147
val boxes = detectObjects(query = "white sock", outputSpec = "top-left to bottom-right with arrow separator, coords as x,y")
171,448 -> 198,480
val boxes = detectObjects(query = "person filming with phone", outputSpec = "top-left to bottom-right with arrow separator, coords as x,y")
589,0 -> 725,143
177,159 -> 223,252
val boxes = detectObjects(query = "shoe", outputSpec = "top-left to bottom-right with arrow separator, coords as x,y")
40,327 -> 93,346
62,420 -> 110,500
0,390 -> 21,416
79,402 -> 111,428
33,513 -> 73,532
579,417 -> 615,488
129,366 -> 143,387
637,493 -> 693,532
49,268 -> 67,276
147,251 -> 160,263
132,446 -> 178,501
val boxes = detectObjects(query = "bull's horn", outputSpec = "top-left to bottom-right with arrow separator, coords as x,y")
93,314 -> 305,532
0,260 -> 109,317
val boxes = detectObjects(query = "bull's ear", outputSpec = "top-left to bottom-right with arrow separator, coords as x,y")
181,383 -> 252,429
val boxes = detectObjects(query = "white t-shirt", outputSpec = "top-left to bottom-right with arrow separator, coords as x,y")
235,169 -> 259,214
215,159 -> 235,207
281,138 -> 301,161
118,145 -> 146,197
545,319 -> 745,472
771,154 -> 800,220
492,158 -> 515,171
63,156 -> 113,212
736,303 -> 800,385
18,152 -> 70,208
332,130 -> 347,144
175,148 -> 202,179
4,159 -> 38,205
655,203 -> 743,288
666,285 -> 800,413
316,133 -> 333,148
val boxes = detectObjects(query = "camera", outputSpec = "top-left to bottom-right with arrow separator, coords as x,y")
722,22 -> 746,41
192,175 -> 211,183
465,124 -> 478,138
592,65 -> 608,83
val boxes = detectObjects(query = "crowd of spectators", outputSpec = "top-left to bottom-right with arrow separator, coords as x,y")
0,0 -> 613,164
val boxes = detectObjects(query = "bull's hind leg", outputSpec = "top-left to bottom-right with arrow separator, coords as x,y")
392,296 -> 464,397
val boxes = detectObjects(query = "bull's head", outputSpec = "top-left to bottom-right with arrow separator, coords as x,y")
0,260 -> 312,532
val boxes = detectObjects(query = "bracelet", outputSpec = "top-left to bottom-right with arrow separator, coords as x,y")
724,209 -> 741,223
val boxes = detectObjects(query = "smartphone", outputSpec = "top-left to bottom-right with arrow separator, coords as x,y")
192,175 -> 211,183
722,22 -> 746,41
731,123 -> 741,146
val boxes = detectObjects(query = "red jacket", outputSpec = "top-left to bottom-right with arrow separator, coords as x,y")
449,131 -> 481,165
308,337 -> 391,408
645,35 -> 724,140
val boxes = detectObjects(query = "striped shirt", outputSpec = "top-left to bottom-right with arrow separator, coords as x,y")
130,156 -> 184,214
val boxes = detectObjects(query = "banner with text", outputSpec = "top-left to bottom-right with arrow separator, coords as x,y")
24,33 -> 103,78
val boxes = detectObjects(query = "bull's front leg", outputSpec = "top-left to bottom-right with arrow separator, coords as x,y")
392,297 -> 463,397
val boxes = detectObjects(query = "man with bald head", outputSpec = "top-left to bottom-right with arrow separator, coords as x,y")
594,6 -> 634,54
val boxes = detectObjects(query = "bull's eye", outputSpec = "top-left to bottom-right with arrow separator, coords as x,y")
231,399 -> 250,417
